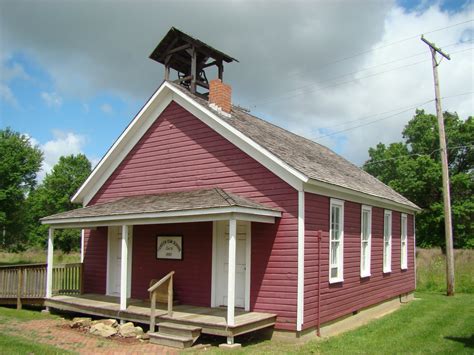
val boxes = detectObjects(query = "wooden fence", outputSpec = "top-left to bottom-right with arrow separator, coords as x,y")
0,263 -> 83,308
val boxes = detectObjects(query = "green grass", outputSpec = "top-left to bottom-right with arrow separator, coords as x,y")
0,332 -> 71,355
0,306 -> 59,324
0,249 -> 80,266
0,307 -> 70,354
417,248 -> 474,293
201,292 -> 474,354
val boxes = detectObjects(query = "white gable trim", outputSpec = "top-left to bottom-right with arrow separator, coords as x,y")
72,82 -> 307,205
304,179 -> 421,213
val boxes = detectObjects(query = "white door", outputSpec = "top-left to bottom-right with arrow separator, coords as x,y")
214,221 -> 250,309
107,226 -> 133,297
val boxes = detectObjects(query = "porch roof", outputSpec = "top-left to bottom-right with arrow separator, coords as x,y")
41,188 -> 281,228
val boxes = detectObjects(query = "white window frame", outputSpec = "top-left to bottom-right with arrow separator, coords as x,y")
329,199 -> 344,283
383,210 -> 392,273
360,205 -> 372,278
401,213 -> 408,270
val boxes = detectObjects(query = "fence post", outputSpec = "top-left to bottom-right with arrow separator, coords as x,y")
17,268 -> 23,310
79,263 -> 84,295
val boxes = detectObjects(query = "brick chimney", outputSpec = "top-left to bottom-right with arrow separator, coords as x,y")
209,79 -> 232,114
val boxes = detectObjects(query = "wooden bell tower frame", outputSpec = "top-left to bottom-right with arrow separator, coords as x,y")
149,27 -> 238,96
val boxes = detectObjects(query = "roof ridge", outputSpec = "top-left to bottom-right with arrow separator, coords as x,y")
214,188 -> 237,207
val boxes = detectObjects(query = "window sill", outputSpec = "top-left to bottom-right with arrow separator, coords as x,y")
401,267 -> 408,271
329,277 -> 344,284
360,273 -> 371,278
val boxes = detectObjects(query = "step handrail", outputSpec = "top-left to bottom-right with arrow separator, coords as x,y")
148,271 -> 174,333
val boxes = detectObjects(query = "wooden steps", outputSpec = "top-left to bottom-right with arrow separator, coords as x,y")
149,322 -> 202,349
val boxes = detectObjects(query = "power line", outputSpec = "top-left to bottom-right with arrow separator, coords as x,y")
249,45 -> 473,107
284,19 -> 473,81
363,143 -> 474,166
294,40 -> 471,86
314,92 -> 473,141
314,99 -> 434,140
248,46 -> 474,107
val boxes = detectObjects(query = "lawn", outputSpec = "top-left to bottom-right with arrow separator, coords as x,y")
205,292 -> 474,354
0,248 -> 472,353
0,307 -> 71,354
0,292 -> 471,354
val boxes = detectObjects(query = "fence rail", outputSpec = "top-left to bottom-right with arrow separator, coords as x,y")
0,262 -> 83,308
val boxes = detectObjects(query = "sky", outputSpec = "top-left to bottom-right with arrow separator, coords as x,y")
0,0 -> 473,181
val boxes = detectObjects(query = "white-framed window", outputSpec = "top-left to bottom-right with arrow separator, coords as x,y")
383,210 -> 392,273
401,214 -> 408,270
329,199 -> 344,283
360,205 -> 372,277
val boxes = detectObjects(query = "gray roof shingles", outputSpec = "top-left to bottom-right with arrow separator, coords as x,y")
42,188 -> 279,221
171,83 -> 418,210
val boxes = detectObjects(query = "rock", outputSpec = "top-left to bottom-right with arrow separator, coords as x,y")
71,317 -> 92,328
91,319 -> 118,328
118,322 -> 140,338
139,332 -> 150,340
134,326 -> 144,338
89,323 -> 117,338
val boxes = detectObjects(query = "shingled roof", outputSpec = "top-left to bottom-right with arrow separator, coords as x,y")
170,82 -> 418,210
42,188 -> 280,222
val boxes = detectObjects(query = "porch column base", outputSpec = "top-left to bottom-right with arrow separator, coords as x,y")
41,307 -> 50,314
219,340 -> 241,350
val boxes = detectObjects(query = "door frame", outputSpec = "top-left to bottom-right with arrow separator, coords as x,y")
106,226 -> 133,297
211,220 -> 251,311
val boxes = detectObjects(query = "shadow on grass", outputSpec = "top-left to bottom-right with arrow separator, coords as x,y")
444,335 -> 474,349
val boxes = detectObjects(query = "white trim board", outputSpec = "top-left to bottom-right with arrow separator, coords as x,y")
42,207 -> 281,229
304,180 -> 420,214
296,190 -> 304,331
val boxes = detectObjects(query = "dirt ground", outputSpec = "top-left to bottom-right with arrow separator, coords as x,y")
0,317 -> 178,354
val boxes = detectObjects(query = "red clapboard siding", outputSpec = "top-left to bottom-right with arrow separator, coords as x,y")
304,193 -> 416,330
131,223 -> 212,306
84,101 -> 298,330
83,228 -> 107,294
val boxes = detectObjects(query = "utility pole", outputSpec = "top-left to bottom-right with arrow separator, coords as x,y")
421,35 -> 454,296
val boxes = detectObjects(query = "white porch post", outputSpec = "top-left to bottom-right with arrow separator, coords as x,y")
226,218 -> 237,343
120,225 -> 129,311
80,229 -> 85,263
46,228 -> 54,298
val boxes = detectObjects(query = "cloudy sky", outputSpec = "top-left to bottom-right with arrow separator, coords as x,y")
1,0 -> 473,180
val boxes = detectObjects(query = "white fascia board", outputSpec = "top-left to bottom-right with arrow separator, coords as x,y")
41,206 -> 281,228
73,81 -> 307,205
72,83 -> 173,205
304,179 -> 421,214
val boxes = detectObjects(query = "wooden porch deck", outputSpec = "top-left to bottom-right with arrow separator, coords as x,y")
45,294 -> 276,337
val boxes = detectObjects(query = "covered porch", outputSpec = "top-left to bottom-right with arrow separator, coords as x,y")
45,293 -> 276,338
41,188 -> 281,345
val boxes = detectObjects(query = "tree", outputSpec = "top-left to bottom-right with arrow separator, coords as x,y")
363,110 -> 473,248
0,128 -> 43,250
27,154 -> 91,252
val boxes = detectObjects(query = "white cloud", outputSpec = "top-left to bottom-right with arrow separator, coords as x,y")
1,1 -> 472,167
36,130 -> 86,180
40,91 -> 62,108
0,83 -> 18,107
0,59 -> 29,108
100,103 -> 113,114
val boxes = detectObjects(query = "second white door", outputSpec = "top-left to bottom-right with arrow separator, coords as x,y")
214,221 -> 250,309
107,226 -> 133,297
